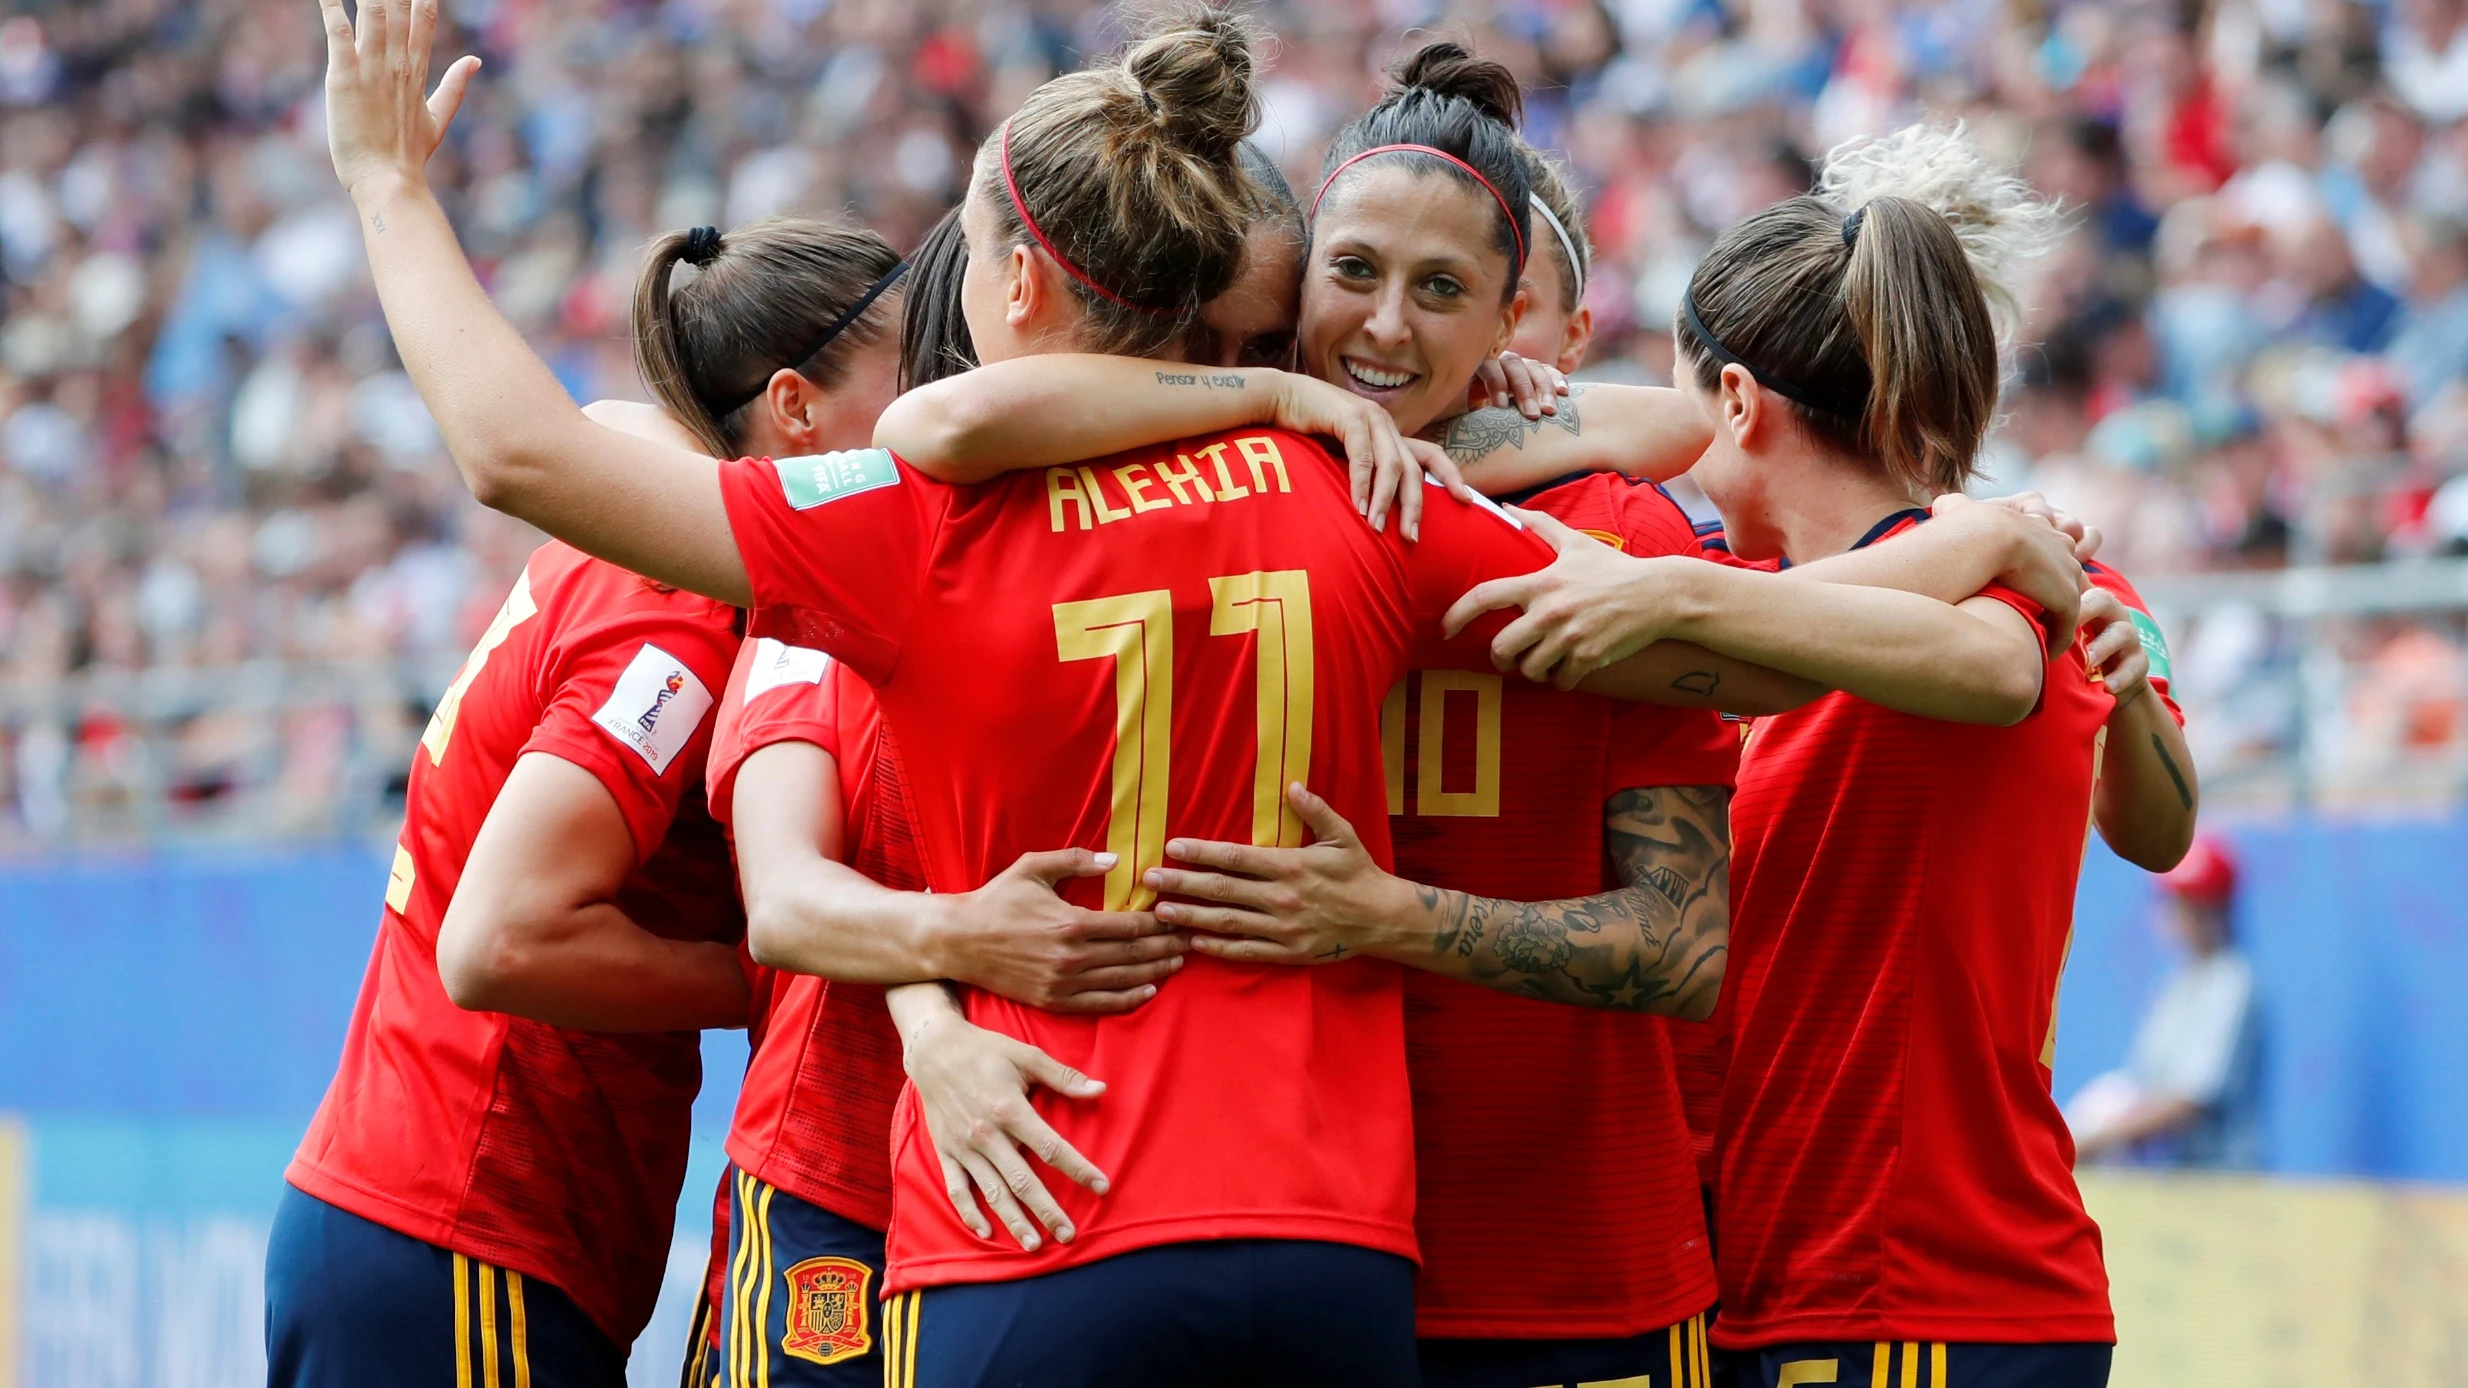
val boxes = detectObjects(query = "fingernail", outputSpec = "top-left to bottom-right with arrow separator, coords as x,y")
1166,839 -> 1190,855
1093,852 -> 1118,868
1140,986 -> 1157,998
1055,1228 -> 1075,1243
1091,1179 -> 1111,1195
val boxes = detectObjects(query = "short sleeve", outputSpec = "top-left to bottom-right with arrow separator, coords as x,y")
1399,480 -> 1555,668
1603,703 -> 1742,795
522,600 -> 741,862
2085,563 -> 2186,725
707,637 -> 842,831
716,449 -> 945,686
1970,581 -> 2063,653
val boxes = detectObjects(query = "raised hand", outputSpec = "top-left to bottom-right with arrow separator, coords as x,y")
316,0 -> 480,196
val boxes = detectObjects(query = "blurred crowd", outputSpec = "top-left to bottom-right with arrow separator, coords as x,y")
5,0 -> 2468,842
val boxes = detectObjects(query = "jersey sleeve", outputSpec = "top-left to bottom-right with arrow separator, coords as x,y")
1400,480 -> 1556,668
522,600 -> 741,862
707,637 -> 842,831
1603,704 -> 1742,795
715,449 -> 944,686
2084,562 -> 2186,724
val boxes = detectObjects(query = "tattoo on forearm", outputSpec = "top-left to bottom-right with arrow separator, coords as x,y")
1432,384 -> 1584,467
2152,733 -> 2193,811
1414,785 -> 1733,1014
1154,370 -> 1246,390
370,212 -> 386,234
1670,670 -> 1720,697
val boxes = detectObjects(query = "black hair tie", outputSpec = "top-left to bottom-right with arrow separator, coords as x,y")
1139,87 -> 1161,116
1841,206 -> 1865,247
683,225 -> 724,266
1680,287 -> 1863,417
706,260 -> 911,417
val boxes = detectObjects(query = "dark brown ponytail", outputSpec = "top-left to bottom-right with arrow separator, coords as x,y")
900,206 -> 977,391
631,217 -> 903,457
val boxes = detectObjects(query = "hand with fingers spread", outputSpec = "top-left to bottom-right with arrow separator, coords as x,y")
1467,351 -> 1571,420
1265,371 -> 1475,540
317,0 -> 481,196
1444,508 -> 1690,690
1142,785 -> 1412,966
931,849 -> 1190,1013
1925,493 -> 2088,655
889,986 -> 1110,1252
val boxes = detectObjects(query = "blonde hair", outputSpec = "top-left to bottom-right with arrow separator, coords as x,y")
1678,122 -> 2060,496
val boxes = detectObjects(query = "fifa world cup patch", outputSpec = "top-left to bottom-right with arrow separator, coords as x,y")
590,643 -> 714,775
2128,607 -> 2173,683
780,1256 -> 873,1365
774,449 -> 899,510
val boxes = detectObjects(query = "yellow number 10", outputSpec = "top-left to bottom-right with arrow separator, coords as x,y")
1054,571 -> 1315,910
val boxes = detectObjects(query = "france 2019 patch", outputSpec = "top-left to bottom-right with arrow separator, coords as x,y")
775,449 -> 899,510
591,643 -> 714,775
2128,607 -> 2173,683
743,637 -> 831,703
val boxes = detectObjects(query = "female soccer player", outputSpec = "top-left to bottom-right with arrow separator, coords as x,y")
871,50 -> 2101,1388
587,217 -> 1196,1387
1450,124 -> 2167,1387
264,204 -> 902,1388
316,4 -> 2086,1378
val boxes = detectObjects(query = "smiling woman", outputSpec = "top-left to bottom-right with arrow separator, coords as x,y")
1300,42 -> 1533,439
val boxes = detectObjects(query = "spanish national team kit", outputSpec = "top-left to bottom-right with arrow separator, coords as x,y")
715,433 -> 1552,1386
1710,510 -> 2138,1388
684,637 -> 926,1386
1392,473 -> 1738,1388
270,542 -> 742,1388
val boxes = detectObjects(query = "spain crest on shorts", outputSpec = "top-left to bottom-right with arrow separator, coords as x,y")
780,1256 -> 873,1365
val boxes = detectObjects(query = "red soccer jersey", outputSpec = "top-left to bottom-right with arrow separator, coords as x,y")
288,541 -> 742,1348
1392,473 -> 1738,1340
1711,511 -> 2114,1350
715,433 -> 1551,1293
706,638 -> 922,1232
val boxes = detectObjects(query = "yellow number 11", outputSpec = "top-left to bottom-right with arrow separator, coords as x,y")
1054,571 -> 1315,910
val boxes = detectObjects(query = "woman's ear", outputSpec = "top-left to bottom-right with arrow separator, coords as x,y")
1492,284 -> 1532,356
1554,305 -> 1595,375
1719,362 -> 1762,449
1006,243 -> 1047,332
761,369 -> 825,453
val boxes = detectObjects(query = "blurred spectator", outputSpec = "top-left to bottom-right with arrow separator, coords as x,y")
2066,837 -> 2266,1168
3,0 -> 2468,838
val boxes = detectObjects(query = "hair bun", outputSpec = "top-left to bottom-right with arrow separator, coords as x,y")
1120,5 -> 1259,165
1388,40 -> 1524,129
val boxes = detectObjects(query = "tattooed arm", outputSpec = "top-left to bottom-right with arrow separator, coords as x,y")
1428,384 -> 1716,497
1146,783 -> 1732,1017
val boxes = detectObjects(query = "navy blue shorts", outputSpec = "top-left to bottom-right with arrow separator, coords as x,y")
266,1183 -> 625,1388
886,1238 -> 1417,1388
686,1165 -> 886,1387
1722,1340 -> 2112,1388
1420,1308 -> 1715,1388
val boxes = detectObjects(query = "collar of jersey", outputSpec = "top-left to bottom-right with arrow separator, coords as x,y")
1850,506 -> 1934,551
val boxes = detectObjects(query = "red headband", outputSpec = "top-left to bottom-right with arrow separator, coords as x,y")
998,117 -> 1167,315
1311,143 -> 1527,268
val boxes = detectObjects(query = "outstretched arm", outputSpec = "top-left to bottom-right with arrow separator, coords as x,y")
878,357 -> 1469,537
320,0 -> 748,604
730,740 -> 1185,1009
1430,383 -> 1716,495
1147,784 -> 1732,1018
1452,512 -> 2050,726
